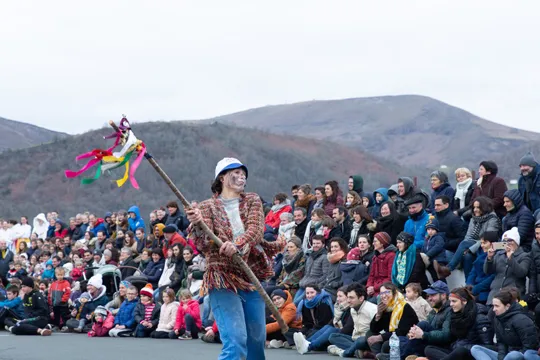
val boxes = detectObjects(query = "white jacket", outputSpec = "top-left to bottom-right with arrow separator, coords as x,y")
32,213 -> 49,240
351,300 -> 377,340
156,301 -> 179,332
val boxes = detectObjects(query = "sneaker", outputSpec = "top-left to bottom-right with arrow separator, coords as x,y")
375,354 -> 390,360
60,326 -> 69,333
294,332 -> 310,355
178,333 -> 192,340
269,340 -> 284,349
40,328 -> 52,336
73,327 -> 82,333
5,325 -> 12,332
327,345 -> 344,357
355,350 -> 364,359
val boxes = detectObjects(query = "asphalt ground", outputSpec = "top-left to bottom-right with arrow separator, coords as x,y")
0,332 -> 332,360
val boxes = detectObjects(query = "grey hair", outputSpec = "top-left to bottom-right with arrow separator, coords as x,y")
121,247 -> 133,256
280,212 -> 294,222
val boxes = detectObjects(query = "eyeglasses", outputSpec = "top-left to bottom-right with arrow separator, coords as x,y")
380,290 -> 391,296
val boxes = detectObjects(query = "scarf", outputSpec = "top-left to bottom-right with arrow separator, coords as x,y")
455,178 -> 472,209
349,221 -> 363,248
327,250 -> 346,264
279,222 -> 296,239
311,220 -> 322,230
469,212 -> 499,240
450,300 -> 477,339
271,201 -> 290,213
391,244 -> 417,287
313,200 -> 324,209
296,289 -> 334,319
282,249 -> 304,273
333,302 -> 350,327
295,194 -> 316,209
386,292 -> 407,332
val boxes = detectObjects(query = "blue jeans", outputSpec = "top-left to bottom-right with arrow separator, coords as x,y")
201,295 -> 213,328
307,325 -> 339,351
134,323 -> 154,338
448,239 -> 476,271
210,289 -> 266,360
294,288 -> 305,306
329,333 -> 354,350
470,346 -> 540,360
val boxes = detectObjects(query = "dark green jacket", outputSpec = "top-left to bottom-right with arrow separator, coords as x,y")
423,301 -> 451,345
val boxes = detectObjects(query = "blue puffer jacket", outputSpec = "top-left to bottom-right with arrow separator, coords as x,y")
128,206 -> 146,233
372,188 -> 389,218
422,232 -> 446,264
404,210 -> 430,249
429,183 -> 455,213
339,261 -> 368,286
114,298 -> 138,329
0,296 -> 25,319
143,258 -> 165,288
466,249 -> 494,302
502,189 -> 535,252
518,163 -> 540,213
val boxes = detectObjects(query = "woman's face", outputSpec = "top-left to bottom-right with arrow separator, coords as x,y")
397,240 -> 405,252
305,287 -> 317,301
117,230 -> 124,238
87,284 -> 97,294
19,242 -> 25,251
380,204 -> 391,217
330,242 -> 340,254
362,197 -> 370,207
311,213 -> 321,222
473,201 -> 482,217
373,238 -> 383,251
172,246 -> 180,257
478,165 -> 487,177
183,250 -> 193,262
55,223 -> 61,231
125,233 -> 131,242
141,252 -> 149,261
456,172 -> 469,182
492,298 -> 509,316
346,194 -> 354,204
297,189 -> 306,201
272,296 -> 286,308
353,212 -> 362,223
336,291 -> 347,305
449,297 -> 465,313
105,243 -> 113,250
286,242 -> 298,254
430,176 -> 441,189
325,185 -> 333,197
85,232 -> 91,240
379,286 -> 392,305
358,237 -> 369,252
30,255 -> 37,264
119,284 -> 127,297
315,189 -> 324,201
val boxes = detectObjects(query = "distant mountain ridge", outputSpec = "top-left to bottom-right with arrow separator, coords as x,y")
0,116 -> 69,152
211,95 -> 539,169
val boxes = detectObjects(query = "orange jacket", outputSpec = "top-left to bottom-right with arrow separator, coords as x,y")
266,290 -> 302,334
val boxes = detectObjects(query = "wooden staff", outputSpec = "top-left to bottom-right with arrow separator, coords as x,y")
108,120 -> 289,333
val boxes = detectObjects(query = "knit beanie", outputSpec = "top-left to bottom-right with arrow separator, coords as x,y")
80,292 -> 92,301
347,247 -> 361,261
519,152 -> 537,167
374,232 -> 391,248
21,276 -> 34,288
271,289 -> 288,301
397,232 -> 414,246
94,305 -> 108,317
140,283 -> 154,298
425,216 -> 439,232
288,236 -> 302,249
163,225 -> 177,234
503,227 -> 520,245
479,161 -> 498,175
88,274 -> 103,289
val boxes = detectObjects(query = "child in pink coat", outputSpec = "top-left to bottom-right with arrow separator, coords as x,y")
88,306 -> 114,337
173,289 -> 202,340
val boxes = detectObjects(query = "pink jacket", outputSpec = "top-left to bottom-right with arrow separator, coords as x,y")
174,299 -> 201,330
88,312 -> 114,337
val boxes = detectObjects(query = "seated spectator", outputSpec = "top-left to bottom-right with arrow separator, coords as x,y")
278,212 -> 296,241
87,306 -> 114,337
372,188 -> 389,218
345,190 -> 362,212
67,274 -> 108,333
302,208 -> 326,252
122,231 -> 138,254
502,189 -> 535,252
150,288 -> 179,339
104,280 -> 130,316
266,289 -> 302,349
421,217 -> 447,282
369,201 -> 407,244
108,285 -> 138,337
530,221 -> 540,326
265,193 -> 293,230
404,196 -> 430,249
142,248 -> 165,289
313,186 -> 326,211
295,184 -> 317,219
395,177 -> 430,217
119,247 -> 138,279
296,284 -> 334,342
349,206 -> 375,248
331,207 -> 352,243
518,152 -> 540,213
135,228 -> 156,254
326,283 -> 377,357
453,167 -> 475,218
405,283 -> 432,322
268,237 -> 305,298
349,175 -> 365,198
466,232 -> 497,304
201,321 -> 221,344
355,234 -> 374,285
434,195 -> 467,254
0,284 -> 25,325
295,236 -> 329,305
127,206 -> 145,233
172,289 -> 201,340
294,286 -> 351,354
134,284 -> 160,338
137,249 -> 151,272
103,249 -> 117,266
164,201 -> 189,235
181,249 -> 206,300
429,171 -> 455,212
71,260 -> 85,282
402,281 -> 451,358
4,277 -> 51,336
341,247 -> 368,287
485,227 -> 531,305
424,287 -> 492,360
471,160 -> 508,219
362,193 -> 376,219
324,180 -> 345,218
471,290 -> 538,360
293,207 -> 309,241
391,232 -> 428,291
438,196 -> 501,279
366,232 -> 397,299
324,238 -> 348,300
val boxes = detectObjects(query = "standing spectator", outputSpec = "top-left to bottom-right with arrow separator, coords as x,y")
366,232 -> 397,299
502,189 -> 535,252
471,160 -> 508,219
454,168 -> 475,217
324,180 -> 345,218
48,267 -> 71,330
429,171 -> 455,212
265,193 -> 293,229
165,201 -> 189,234
403,197 -> 430,249
391,232 -> 429,291
484,227 -> 531,305
518,152 -> 540,213
127,206 -> 145,233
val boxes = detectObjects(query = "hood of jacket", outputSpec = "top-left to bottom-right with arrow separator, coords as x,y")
350,175 -> 364,194
373,188 -> 389,204
128,206 -> 141,220
387,184 -> 399,197
91,286 -> 107,301
382,244 -> 397,254
398,177 -> 414,195
497,301 -> 524,323
503,189 -> 524,212
363,193 -> 375,207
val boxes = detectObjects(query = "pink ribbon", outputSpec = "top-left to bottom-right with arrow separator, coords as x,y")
64,149 -> 112,178
128,142 -> 146,189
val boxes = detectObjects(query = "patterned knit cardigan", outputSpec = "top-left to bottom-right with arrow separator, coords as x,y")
190,192 -> 284,293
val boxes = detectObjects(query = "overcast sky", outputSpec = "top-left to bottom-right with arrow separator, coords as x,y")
1,1 -> 539,134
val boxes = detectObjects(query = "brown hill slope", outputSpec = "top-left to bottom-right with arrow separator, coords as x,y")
212,95 -> 539,169
0,116 -> 68,152
0,121 -> 412,219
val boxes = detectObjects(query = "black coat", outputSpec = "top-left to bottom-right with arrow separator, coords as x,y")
493,302 -> 538,359
435,208 -> 467,252
450,303 -> 493,350
370,303 -> 418,341
502,189 -> 535,252
372,201 -> 407,244
23,290 -> 49,319
165,209 -> 190,234
455,182 -> 476,217
0,249 -> 14,279
134,300 -> 161,328
330,217 -> 352,243
529,240 -> 540,293
301,302 -> 333,332
295,218 -> 309,241
120,256 -> 138,279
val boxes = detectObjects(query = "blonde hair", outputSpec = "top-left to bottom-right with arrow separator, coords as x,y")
179,289 -> 192,299
454,167 -> 472,180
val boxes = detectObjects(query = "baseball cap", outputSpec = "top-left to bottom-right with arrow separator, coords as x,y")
423,281 -> 449,295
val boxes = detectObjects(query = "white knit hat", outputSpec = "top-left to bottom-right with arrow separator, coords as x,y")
88,274 -> 103,289
503,227 -> 520,245
214,157 -> 248,180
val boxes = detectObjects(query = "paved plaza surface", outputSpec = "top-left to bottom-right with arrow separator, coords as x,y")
0,333 -> 331,360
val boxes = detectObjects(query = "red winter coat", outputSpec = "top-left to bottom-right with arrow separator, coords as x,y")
162,232 -> 187,258
174,299 -> 201,331
88,312 -> 114,337
265,205 -> 293,229
48,279 -> 71,306
366,245 -> 397,295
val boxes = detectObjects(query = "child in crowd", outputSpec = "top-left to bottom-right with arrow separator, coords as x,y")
65,292 -> 91,332
133,284 -> 160,338
88,306 -> 114,337
405,282 -> 432,322
70,260 -> 85,282
6,262 -> 17,281
0,285 -> 25,325
69,282 -> 81,304
173,289 -> 201,340
30,264 -> 43,279
201,321 -> 221,344
151,288 -> 179,338
41,260 -> 55,281
109,286 -> 139,337
48,267 -> 71,330
421,217 -> 446,282
38,280 -> 49,297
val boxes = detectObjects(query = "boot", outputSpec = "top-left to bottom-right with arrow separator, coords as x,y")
435,261 -> 451,279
